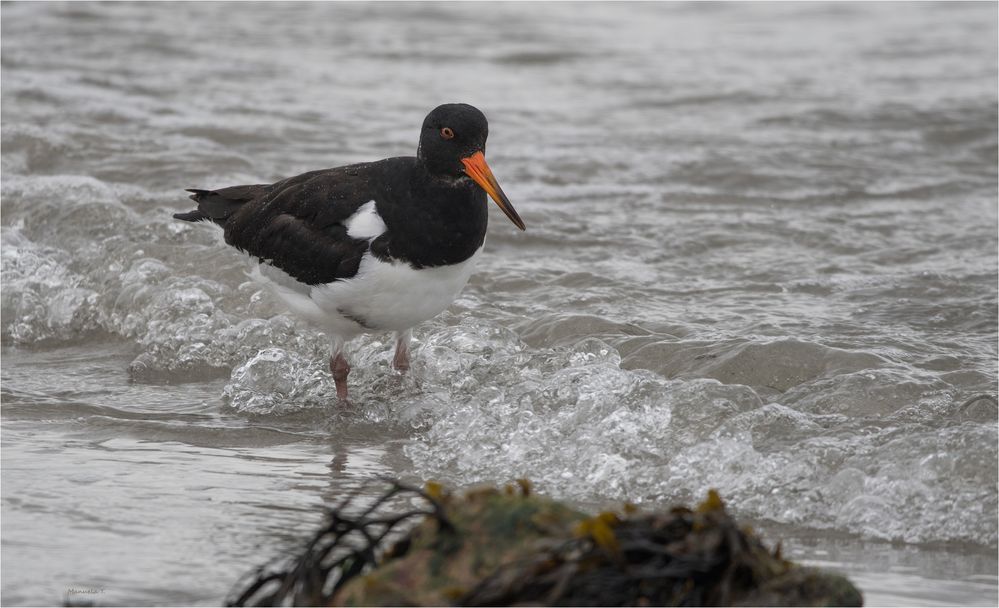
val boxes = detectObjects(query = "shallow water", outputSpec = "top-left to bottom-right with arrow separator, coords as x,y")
2,1 -> 997,606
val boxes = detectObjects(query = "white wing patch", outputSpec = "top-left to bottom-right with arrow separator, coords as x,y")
345,200 -> 387,239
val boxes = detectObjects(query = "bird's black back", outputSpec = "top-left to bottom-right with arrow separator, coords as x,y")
175,157 -> 489,285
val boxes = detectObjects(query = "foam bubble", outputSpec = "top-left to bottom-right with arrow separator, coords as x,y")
222,348 -> 332,415
402,322 -> 998,546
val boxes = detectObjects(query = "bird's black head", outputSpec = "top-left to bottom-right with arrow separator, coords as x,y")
416,103 -> 525,231
418,103 -> 489,176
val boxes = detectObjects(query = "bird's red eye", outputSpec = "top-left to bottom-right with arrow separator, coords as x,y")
440,127 -> 454,140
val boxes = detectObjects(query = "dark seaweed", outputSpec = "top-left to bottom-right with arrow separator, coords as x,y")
226,481 -> 452,607
228,482 -> 862,607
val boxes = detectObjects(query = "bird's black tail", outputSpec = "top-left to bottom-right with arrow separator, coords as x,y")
173,185 -> 267,226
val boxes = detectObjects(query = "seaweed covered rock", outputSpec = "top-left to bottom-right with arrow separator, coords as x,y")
228,481 -> 862,607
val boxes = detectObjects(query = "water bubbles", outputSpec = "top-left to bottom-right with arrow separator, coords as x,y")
958,395 -> 999,424
403,328 -> 997,546
121,258 -> 172,284
47,287 -> 100,330
1,227 -> 101,343
826,467 -> 866,498
222,348 -> 332,415
405,333 -> 681,499
568,337 -> 621,366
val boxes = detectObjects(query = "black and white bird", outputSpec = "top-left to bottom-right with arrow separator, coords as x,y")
174,103 -> 525,401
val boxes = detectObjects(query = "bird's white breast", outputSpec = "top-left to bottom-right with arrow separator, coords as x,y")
310,247 -> 482,336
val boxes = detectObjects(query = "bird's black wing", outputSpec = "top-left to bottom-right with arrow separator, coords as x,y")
177,159 -> 412,286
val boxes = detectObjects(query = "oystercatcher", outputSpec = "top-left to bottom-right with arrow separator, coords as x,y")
173,103 -> 525,401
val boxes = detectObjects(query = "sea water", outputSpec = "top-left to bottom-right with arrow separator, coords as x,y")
2,2 -> 996,605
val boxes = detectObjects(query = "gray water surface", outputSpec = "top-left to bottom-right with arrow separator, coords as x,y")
2,2 -> 997,606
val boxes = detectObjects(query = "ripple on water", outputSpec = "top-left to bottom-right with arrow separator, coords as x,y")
621,337 -> 888,391
4,184 -> 994,549
398,319 -> 997,547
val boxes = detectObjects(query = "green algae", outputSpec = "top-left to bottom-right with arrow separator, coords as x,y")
228,481 -> 862,607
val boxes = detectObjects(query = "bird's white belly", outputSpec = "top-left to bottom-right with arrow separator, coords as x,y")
249,248 -> 481,340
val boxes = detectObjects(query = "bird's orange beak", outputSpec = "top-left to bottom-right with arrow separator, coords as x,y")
461,151 -> 526,231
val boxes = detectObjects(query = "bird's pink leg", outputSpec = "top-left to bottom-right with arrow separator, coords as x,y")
329,339 -> 350,401
392,329 -> 412,372
330,353 -> 351,401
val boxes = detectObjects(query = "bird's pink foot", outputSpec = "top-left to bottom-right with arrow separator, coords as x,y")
392,349 -> 410,372
330,353 -> 351,401
392,331 -> 411,372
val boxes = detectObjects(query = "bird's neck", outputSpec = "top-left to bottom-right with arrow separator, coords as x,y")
370,166 -> 488,269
